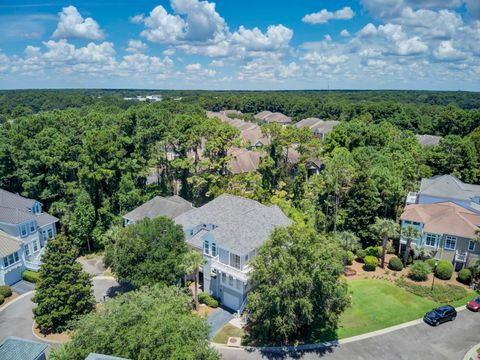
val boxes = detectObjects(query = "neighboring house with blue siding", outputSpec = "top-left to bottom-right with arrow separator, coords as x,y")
173,194 -> 292,312
0,231 -> 26,286
0,189 -> 59,284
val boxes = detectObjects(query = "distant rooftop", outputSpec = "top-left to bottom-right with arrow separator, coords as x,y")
419,174 -> 480,202
295,118 -> 340,135
254,111 -> 292,124
86,354 -> 130,360
123,195 -> 193,222
0,336 -> 48,360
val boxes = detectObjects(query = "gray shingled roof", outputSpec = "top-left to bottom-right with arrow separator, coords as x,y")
0,336 -> 48,360
415,134 -> 443,147
0,231 -> 22,257
255,111 -> 292,124
229,148 -> 266,174
0,189 -> 37,211
36,212 -> 59,227
295,118 -> 340,135
174,194 -> 292,254
123,196 -> 193,222
419,175 -> 480,201
85,354 -> 129,360
0,206 -> 35,224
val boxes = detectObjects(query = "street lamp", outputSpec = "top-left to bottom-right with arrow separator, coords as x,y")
431,260 -> 439,290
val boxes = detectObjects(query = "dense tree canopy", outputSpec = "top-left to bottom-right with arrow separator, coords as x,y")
50,285 -> 220,360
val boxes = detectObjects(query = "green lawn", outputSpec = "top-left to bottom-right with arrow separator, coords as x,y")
336,279 -> 438,339
212,324 -> 245,344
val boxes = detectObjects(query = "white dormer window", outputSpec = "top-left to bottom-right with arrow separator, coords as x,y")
211,243 -> 217,257
204,239 -> 209,255
30,221 -> 36,233
20,224 -> 27,237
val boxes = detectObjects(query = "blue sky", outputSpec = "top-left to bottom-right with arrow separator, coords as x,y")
0,0 -> 479,90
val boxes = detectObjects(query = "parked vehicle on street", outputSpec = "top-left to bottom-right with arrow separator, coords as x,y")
466,297 -> 480,312
424,305 -> 457,326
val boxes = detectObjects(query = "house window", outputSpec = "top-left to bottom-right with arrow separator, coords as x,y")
33,240 -> 38,252
404,221 -> 411,225
230,253 -> 241,269
211,243 -> 217,257
20,224 -> 27,237
228,275 -> 234,287
221,273 -> 226,284
47,228 -> 53,238
413,222 -> 420,226
444,236 -> 457,250
425,233 -> 438,247
24,244 -> 30,257
3,252 -> 20,267
30,221 -> 36,233
235,279 -> 242,290
204,240 -> 209,255
468,240 -> 476,252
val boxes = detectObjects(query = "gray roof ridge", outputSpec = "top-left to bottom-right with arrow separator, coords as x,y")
0,188 -> 37,205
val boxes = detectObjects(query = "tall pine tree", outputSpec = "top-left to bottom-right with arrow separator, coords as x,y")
33,234 -> 95,334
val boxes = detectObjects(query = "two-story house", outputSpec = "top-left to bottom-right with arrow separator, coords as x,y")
173,194 -> 292,311
406,174 -> 480,213
0,189 -> 59,284
400,202 -> 480,271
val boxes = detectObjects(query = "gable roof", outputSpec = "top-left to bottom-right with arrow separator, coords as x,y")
254,111 -> 292,124
419,175 -> 480,202
0,231 -> 22,257
400,202 -> 480,239
229,148 -> 266,174
0,336 -> 48,360
416,134 -> 443,147
174,194 -> 292,254
0,189 -> 37,212
0,206 -> 35,224
295,118 -> 340,135
123,196 -> 193,222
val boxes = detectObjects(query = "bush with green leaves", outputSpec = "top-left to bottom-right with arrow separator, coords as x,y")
0,285 -> 12,298
435,260 -> 454,280
0,294 -> 4,305
457,268 -> 472,284
409,262 -> 430,281
365,246 -> 382,258
396,279 -> 468,303
347,251 -> 355,265
22,270 -> 40,283
386,243 -> 396,254
425,259 -> 437,271
198,292 -> 219,308
356,249 -> 367,262
364,256 -> 378,271
388,256 -> 403,271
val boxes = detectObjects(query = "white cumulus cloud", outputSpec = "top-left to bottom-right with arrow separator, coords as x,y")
302,7 -> 355,24
52,6 -> 105,40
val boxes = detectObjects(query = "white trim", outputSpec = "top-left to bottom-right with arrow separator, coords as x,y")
468,240 -> 476,252
444,235 -> 457,251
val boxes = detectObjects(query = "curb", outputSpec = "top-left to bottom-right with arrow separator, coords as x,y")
31,322 -> 67,344
213,305 -> 468,353
463,343 -> 480,360
0,291 -> 34,313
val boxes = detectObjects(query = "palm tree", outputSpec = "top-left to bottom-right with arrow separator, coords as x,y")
182,251 -> 206,312
371,218 -> 399,268
402,225 -> 422,267
336,231 -> 360,266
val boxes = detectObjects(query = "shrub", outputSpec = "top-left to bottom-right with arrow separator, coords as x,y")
22,270 -> 40,283
364,256 -> 378,271
0,294 -> 4,305
366,246 -> 382,258
435,260 -> 454,280
409,262 -> 430,281
386,243 -> 396,254
396,279 -> 468,303
457,268 -> 472,284
388,256 -> 403,271
425,259 -> 437,272
356,249 -> 367,262
399,250 -> 413,265
347,251 -> 355,265
0,286 -> 12,298
198,292 -> 219,308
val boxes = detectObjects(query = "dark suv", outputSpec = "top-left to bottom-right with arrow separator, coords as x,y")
424,305 -> 457,326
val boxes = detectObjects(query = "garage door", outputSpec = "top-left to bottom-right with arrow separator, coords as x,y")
222,292 -> 240,311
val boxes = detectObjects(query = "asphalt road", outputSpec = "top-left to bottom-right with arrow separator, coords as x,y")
0,277 -> 119,342
216,309 -> 480,360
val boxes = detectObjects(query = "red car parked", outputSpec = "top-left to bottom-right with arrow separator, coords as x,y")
467,297 -> 480,311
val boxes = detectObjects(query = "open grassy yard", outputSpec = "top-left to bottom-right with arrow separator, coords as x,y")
212,324 -> 245,344
336,279 -> 438,339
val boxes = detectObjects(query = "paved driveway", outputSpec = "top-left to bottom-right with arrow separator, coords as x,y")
0,277 -> 119,342
77,256 -> 106,276
11,280 -> 36,295
207,306 -> 235,339
216,309 -> 480,360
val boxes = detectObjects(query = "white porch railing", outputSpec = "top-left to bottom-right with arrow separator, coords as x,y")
25,261 -> 40,271
210,256 -> 251,283
455,250 -> 468,263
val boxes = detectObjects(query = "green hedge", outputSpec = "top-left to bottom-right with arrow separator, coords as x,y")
0,285 -> 12,298
364,256 -> 378,271
396,279 -> 468,303
457,268 -> 472,284
356,249 -> 367,262
409,262 -> 430,282
435,260 -> 454,280
366,246 -> 383,258
198,292 -> 219,308
425,259 -> 437,272
22,270 -> 40,283
0,294 -> 4,306
347,251 -> 355,265
388,256 -> 403,271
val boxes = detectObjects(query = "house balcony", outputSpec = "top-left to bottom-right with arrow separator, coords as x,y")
210,256 -> 251,283
455,250 -> 468,263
